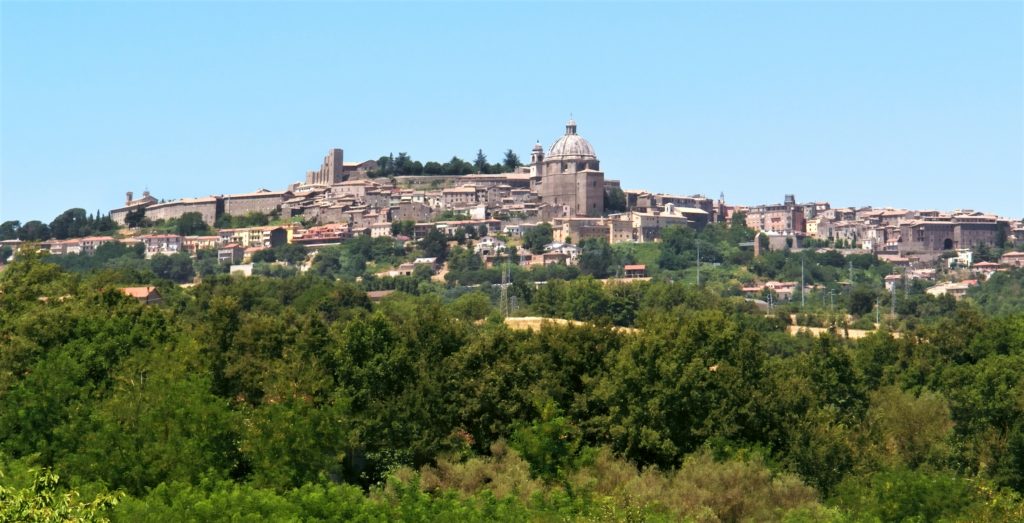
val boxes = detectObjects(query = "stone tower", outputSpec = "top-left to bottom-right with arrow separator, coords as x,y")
305,148 -> 345,186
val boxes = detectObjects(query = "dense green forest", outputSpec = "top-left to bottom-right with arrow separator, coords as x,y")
2,243 -> 1024,522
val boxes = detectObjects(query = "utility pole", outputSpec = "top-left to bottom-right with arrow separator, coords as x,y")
801,257 -> 806,310
903,266 -> 909,298
696,241 -> 701,287
890,284 -> 896,319
500,260 -> 510,317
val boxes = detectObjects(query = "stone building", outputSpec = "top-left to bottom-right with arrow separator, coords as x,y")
442,186 -> 479,208
303,149 -> 378,187
898,216 -> 1009,254
218,226 -> 290,248
532,119 -> 605,217
391,201 -> 433,223
145,197 -> 221,225
622,209 -> 691,242
222,189 -> 292,217
745,194 -> 807,234
342,159 -> 378,180
1000,251 -> 1024,268
136,234 -> 184,258
332,180 -> 380,199
75,236 -> 114,254
553,217 -> 608,244
306,148 -> 345,186
182,235 -> 220,254
110,191 -> 158,226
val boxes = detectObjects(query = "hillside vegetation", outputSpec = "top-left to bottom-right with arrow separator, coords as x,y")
2,250 -> 1024,521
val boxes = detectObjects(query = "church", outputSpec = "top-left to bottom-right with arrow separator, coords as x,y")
530,119 -> 605,217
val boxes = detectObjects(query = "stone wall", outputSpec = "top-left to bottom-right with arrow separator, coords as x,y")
145,198 -> 220,225
576,170 -> 604,217
223,192 -> 289,216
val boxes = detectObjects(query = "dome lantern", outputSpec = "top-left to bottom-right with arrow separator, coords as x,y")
547,119 -> 596,159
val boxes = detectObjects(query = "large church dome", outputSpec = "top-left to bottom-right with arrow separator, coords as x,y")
547,119 -> 596,159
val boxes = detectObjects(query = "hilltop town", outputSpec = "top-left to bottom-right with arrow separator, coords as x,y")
4,119 -> 1024,522
1,119 -> 1022,300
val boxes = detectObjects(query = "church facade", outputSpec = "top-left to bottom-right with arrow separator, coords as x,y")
531,119 -> 605,217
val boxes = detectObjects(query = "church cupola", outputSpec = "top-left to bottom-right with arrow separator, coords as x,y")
565,118 -> 577,135
531,141 -> 544,164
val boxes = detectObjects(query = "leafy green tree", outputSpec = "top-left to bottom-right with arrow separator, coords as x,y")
730,211 -> 748,228
862,386 -> 953,469
0,469 -> 121,522
658,225 -> 695,270
175,212 -> 210,236
251,249 -> 276,263
848,285 -> 877,316
783,405 -> 857,497
17,221 -> 50,241
391,220 -> 415,237
240,397 -> 350,489
310,246 -> 343,278
594,308 -> 777,468
473,149 -> 488,173
0,220 -> 20,240
214,212 -> 269,229
48,208 -> 89,239
124,207 -> 146,229
510,400 -> 584,481
419,229 -> 449,261
578,238 -> 615,278
603,187 -> 627,213
66,355 -> 242,494
422,161 -> 443,175
150,253 -> 195,283
0,247 -> 74,309
522,223 -> 553,254
447,291 -> 494,321
277,244 -> 308,265
832,469 -> 977,522
442,156 -> 473,176
502,149 -> 521,171
394,152 -> 415,175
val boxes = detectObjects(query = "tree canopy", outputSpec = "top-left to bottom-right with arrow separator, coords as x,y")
1,232 -> 1023,521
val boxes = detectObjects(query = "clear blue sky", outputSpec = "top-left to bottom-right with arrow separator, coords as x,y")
2,1 -> 1022,223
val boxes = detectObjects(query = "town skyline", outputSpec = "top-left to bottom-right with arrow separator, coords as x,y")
2,2 -> 1021,222
2,120 -> 1021,224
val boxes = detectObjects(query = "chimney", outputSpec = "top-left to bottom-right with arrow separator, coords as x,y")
126,191 -> 133,204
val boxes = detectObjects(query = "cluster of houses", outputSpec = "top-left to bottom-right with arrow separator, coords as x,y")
4,124 -> 1022,301
738,250 -> 1024,303
3,225 -> 299,265
744,194 -> 1023,259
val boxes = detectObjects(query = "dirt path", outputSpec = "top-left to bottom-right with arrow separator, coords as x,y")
503,316 -> 638,334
